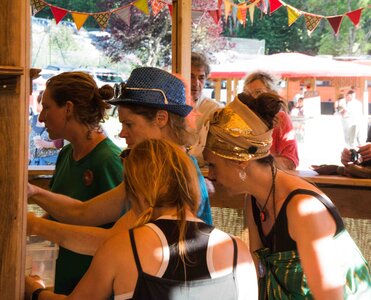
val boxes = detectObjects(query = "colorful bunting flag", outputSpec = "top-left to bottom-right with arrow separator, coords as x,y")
224,0 -> 232,21
133,0 -> 149,15
249,4 -> 255,24
287,5 -> 302,27
208,10 -> 221,25
168,4 -> 173,17
30,0 -> 47,15
269,0 -> 282,15
93,12 -> 112,31
327,15 -> 343,35
116,7 -> 131,26
231,5 -> 238,24
255,0 -> 268,14
238,4 -> 248,27
150,0 -> 164,16
346,8 -> 363,28
304,13 -> 322,36
50,6 -> 68,25
71,12 -> 89,30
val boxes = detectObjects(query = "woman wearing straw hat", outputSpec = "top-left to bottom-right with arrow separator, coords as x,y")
26,139 -> 258,300
27,67 -> 212,257
203,92 -> 370,299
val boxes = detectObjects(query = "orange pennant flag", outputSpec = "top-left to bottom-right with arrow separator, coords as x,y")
133,0 -> 150,15
71,12 -> 89,30
151,0 -> 165,16
237,4 -> 247,26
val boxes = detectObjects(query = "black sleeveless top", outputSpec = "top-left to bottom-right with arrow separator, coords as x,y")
128,219 -> 239,300
252,189 -> 345,252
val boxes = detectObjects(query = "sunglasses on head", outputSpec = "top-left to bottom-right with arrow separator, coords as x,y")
120,148 -> 131,160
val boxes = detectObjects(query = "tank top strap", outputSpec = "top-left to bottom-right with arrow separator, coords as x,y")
283,189 -> 345,235
230,235 -> 238,278
129,228 -> 143,274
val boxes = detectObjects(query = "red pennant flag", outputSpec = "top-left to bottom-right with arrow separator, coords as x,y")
168,4 -> 173,17
269,0 -> 282,15
50,6 -> 68,24
346,8 -> 363,28
208,10 -> 220,25
327,15 -> 343,35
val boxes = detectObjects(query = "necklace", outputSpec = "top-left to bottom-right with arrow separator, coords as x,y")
258,165 -> 277,222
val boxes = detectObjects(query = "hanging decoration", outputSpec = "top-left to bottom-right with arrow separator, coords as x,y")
30,0 -> 368,37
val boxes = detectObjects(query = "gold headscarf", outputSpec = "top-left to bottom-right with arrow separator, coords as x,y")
205,95 -> 273,161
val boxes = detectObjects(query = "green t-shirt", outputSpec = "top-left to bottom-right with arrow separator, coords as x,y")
50,138 -> 123,295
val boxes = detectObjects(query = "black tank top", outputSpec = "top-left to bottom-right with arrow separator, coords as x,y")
128,219 -> 239,300
252,189 -> 345,252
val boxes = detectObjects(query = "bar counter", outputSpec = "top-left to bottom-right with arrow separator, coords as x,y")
201,168 -> 371,220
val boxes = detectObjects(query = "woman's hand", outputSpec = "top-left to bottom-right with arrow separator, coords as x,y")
25,275 -> 45,299
340,148 -> 352,166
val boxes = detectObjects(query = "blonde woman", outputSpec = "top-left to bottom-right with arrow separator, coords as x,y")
26,139 -> 258,300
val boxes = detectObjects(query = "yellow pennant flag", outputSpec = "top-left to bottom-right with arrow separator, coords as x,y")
71,12 -> 89,30
134,0 -> 150,15
287,6 -> 302,27
224,0 -> 232,21
249,4 -> 255,25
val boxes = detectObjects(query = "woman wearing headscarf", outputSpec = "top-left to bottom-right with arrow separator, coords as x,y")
203,92 -> 370,299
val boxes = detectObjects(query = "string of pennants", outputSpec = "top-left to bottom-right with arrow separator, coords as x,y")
30,0 -> 367,36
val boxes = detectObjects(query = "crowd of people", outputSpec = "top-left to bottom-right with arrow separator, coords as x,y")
25,54 -> 370,299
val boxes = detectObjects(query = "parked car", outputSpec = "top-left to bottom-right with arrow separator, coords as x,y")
73,68 -> 125,87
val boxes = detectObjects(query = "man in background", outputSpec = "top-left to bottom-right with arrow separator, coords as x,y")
189,52 -> 223,165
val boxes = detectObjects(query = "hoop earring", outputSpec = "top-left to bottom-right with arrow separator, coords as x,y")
239,169 -> 246,181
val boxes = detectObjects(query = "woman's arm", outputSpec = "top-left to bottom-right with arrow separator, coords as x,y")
28,182 -> 126,226
28,209 -> 138,255
287,194 -> 344,300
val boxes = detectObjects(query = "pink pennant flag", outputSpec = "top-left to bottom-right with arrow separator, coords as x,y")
50,6 -> 68,24
208,10 -> 221,25
327,15 -> 343,36
346,8 -> 363,28
116,7 -> 131,26
269,0 -> 282,15
151,0 -> 165,16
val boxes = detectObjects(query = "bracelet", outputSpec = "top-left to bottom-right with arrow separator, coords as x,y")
31,288 -> 47,300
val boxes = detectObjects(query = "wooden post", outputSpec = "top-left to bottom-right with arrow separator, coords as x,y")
0,0 -> 30,298
226,78 -> 232,104
171,0 -> 191,87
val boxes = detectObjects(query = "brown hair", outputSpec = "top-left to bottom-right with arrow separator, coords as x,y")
46,71 -> 113,134
124,139 -> 200,258
191,52 -> 211,77
119,104 -> 197,146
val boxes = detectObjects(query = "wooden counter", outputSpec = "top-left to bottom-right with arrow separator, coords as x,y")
202,168 -> 371,220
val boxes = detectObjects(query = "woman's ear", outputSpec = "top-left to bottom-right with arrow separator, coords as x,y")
156,110 -> 169,128
65,101 -> 74,115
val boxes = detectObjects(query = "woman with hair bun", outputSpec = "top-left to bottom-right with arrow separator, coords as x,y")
204,92 -> 370,299
39,71 -> 124,294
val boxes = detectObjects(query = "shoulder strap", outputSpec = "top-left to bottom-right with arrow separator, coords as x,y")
229,235 -> 238,278
129,228 -> 143,274
285,189 -> 345,235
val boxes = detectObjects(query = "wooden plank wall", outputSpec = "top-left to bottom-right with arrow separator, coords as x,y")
0,0 -> 30,298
